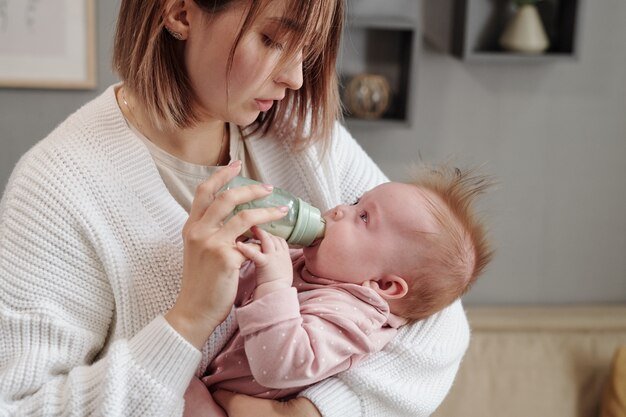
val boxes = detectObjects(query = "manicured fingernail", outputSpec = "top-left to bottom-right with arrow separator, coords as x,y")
229,160 -> 242,168
263,184 -> 274,191
278,206 -> 289,213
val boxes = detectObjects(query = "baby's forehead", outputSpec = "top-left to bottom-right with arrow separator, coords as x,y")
370,181 -> 427,198
372,183 -> 445,235
370,182 -> 441,210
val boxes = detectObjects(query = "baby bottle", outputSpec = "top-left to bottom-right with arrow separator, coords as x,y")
220,176 -> 325,247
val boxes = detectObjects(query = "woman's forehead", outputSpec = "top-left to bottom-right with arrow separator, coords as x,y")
259,0 -> 337,36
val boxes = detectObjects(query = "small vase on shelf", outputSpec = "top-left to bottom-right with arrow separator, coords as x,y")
499,0 -> 550,54
343,74 -> 391,120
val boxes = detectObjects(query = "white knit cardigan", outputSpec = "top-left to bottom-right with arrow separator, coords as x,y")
0,86 -> 469,417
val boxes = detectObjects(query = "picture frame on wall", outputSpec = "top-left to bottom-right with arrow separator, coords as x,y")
0,0 -> 96,89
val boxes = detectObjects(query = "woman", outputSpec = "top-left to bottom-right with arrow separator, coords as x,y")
0,1 -> 470,416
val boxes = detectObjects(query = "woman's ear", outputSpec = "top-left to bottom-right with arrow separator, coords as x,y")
163,0 -> 191,40
364,275 -> 409,300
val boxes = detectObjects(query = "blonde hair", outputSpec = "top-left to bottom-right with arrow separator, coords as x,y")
397,164 -> 494,321
112,0 -> 344,150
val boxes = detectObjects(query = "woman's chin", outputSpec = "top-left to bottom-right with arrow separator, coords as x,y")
223,107 -> 260,128
242,113 -> 261,126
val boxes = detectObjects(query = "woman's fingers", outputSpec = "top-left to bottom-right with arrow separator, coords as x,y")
220,206 -> 288,241
212,391 -> 321,417
236,241 -> 263,262
189,161 -> 242,224
212,391 -> 279,417
201,183 -> 275,228
182,377 -> 227,417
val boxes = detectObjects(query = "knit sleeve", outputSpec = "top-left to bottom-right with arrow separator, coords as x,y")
332,123 -> 388,204
300,300 -> 470,417
0,147 -> 201,416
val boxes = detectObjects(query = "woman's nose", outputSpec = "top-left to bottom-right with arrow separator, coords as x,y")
274,54 -> 303,91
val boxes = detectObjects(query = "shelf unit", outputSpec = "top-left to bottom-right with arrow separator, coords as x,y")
423,0 -> 582,62
338,0 -> 421,126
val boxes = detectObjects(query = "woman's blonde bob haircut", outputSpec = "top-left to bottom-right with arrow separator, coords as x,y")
113,0 -> 344,150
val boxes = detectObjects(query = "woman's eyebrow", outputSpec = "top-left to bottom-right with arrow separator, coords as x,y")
266,17 -> 302,33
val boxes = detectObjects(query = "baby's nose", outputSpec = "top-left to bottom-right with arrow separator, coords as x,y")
327,206 -> 344,221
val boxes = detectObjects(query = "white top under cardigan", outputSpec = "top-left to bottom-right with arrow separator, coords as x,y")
0,85 -> 470,417
130,121 -> 261,212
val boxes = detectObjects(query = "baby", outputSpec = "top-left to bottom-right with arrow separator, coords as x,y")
200,164 -> 493,412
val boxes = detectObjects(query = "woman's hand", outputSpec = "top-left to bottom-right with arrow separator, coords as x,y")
183,377 -> 227,417
212,390 -> 322,417
165,161 -> 288,349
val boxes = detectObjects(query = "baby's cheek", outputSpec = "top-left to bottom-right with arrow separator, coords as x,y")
310,246 -> 337,276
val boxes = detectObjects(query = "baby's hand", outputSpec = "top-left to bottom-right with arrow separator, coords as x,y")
236,226 -> 293,295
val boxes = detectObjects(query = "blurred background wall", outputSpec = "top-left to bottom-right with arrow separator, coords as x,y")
1,0 -> 624,305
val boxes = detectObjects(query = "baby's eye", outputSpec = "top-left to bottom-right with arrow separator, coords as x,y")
350,198 -> 360,206
359,210 -> 368,224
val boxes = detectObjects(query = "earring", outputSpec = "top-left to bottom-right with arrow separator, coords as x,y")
165,26 -> 184,40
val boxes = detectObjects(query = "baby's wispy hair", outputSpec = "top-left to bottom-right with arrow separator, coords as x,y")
398,162 -> 495,320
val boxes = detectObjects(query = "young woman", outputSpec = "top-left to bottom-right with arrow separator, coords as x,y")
0,1 -> 470,416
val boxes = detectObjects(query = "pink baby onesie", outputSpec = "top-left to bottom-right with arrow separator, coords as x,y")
201,250 -> 407,399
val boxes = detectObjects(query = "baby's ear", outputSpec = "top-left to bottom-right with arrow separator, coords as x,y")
364,275 -> 408,300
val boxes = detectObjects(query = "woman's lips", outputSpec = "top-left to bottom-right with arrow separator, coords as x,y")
255,99 -> 274,112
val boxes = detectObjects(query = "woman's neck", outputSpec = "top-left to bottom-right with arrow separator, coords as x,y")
116,86 -> 229,166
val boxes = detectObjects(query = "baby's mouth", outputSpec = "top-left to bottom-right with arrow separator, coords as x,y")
309,237 -> 323,247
